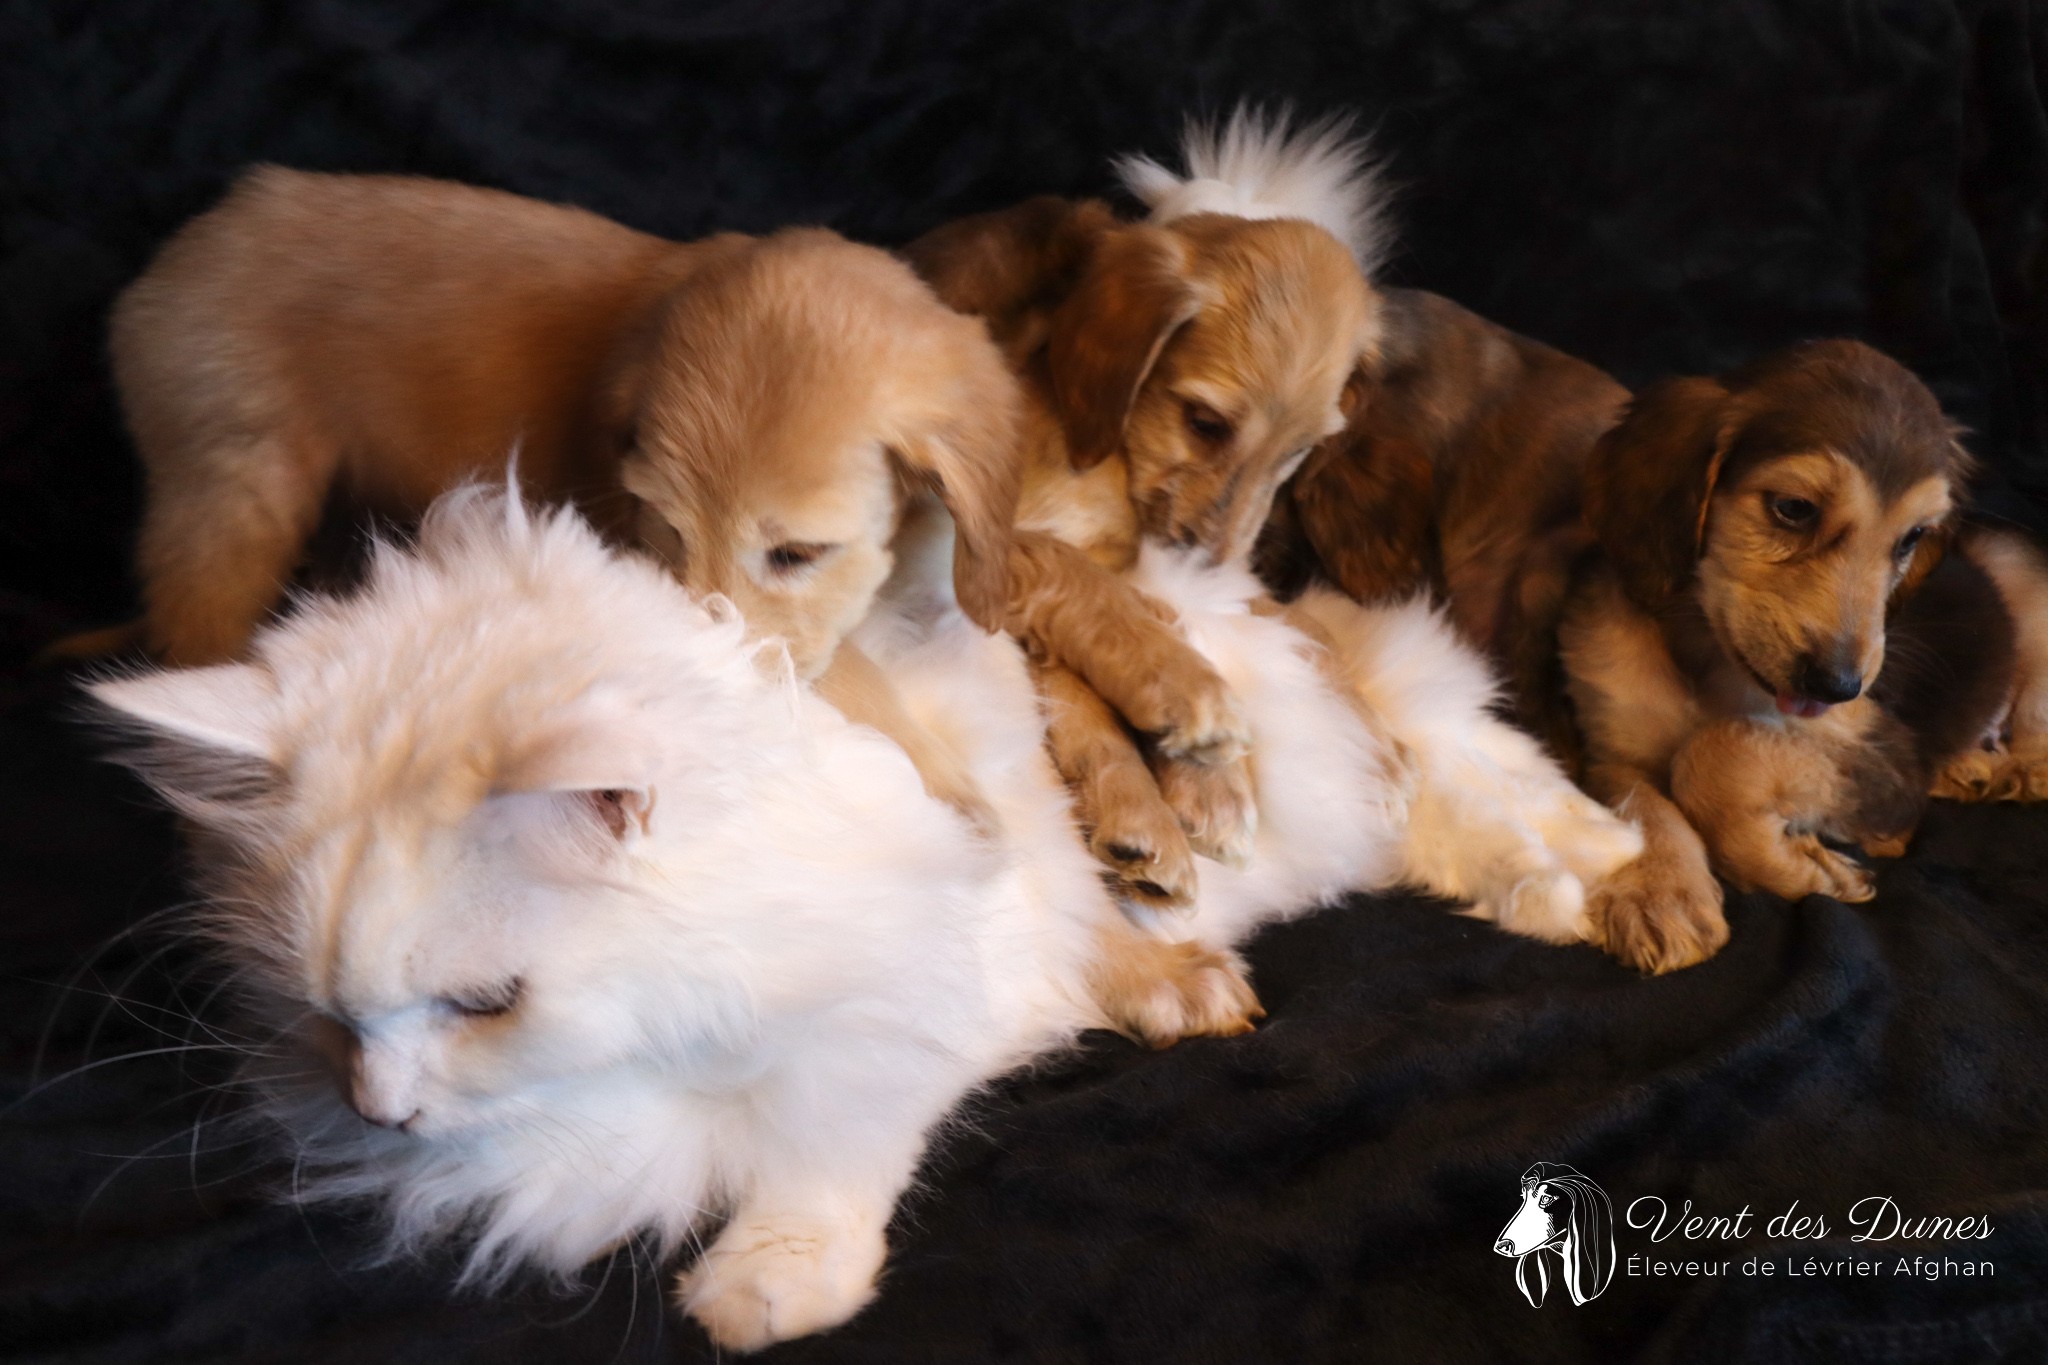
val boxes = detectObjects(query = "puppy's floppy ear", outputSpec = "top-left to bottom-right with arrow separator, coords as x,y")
1285,414 -> 1439,604
903,195 -> 1119,331
1046,223 -> 1204,470
1584,376 -> 1735,611
890,318 -> 1026,631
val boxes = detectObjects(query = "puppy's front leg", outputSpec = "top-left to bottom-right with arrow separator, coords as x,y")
1085,912 -> 1263,1049
1582,763 -> 1731,974
816,641 -> 998,833
1033,658 -> 1197,908
1669,721 -> 1875,904
1008,531 -> 1251,766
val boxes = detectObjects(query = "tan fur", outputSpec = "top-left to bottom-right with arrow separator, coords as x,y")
1258,286 -> 1630,736
907,197 -> 1375,1036
1030,655 -> 1198,909
1085,916 -> 1264,1050
815,642 -> 998,832
106,168 -> 1021,680
1935,528 -> 2048,801
910,199 -> 1375,911
1697,456 -> 1951,702
1576,763 -> 1729,975
1564,341 -> 1992,965
1669,710 -> 1880,903
101,168 -> 1027,820
1150,748 -> 1259,869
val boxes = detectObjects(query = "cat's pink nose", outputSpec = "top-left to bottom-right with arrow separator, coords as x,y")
350,1094 -> 422,1131
348,1075 -> 420,1131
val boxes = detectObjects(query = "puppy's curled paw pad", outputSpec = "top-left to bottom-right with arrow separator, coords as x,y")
1805,843 -> 1875,904
1089,799 -> 1198,912
681,1216 -> 885,1351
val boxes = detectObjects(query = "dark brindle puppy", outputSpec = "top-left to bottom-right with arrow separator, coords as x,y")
1257,287 -> 1628,751
1265,314 -> 2047,974
1561,340 -> 2036,972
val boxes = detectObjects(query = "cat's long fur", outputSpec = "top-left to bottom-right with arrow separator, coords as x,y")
94,485 -> 1635,1351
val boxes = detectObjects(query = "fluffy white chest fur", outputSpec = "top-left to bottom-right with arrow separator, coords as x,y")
94,490 -> 1635,1352
877,539 -> 1639,960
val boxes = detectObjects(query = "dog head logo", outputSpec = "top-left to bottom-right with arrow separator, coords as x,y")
1495,1162 -> 1615,1306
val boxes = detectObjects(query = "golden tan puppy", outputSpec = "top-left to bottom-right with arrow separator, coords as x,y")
112,167 -> 1017,670
908,110 -> 1386,908
1561,340 -> 2021,972
100,168 -> 1022,815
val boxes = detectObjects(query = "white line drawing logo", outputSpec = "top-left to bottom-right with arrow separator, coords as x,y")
1496,1162 -> 1616,1306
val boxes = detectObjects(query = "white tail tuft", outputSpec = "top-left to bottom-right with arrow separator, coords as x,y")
1115,103 -> 1394,275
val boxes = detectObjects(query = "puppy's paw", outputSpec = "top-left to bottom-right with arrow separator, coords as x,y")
1790,836 -> 1876,904
1091,933 -> 1263,1049
1485,870 -> 1592,945
1932,747 -> 2007,803
681,1213 -> 886,1352
1155,753 -> 1257,867
1588,853 -> 1730,975
2002,738 -> 2048,802
1087,776 -> 1199,911
1123,648 -> 1251,767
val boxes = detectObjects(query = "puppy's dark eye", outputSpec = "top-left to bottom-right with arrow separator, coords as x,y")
1895,526 -> 1929,559
444,978 -> 523,1019
1767,495 -> 1819,529
765,542 -> 832,573
1183,402 -> 1234,445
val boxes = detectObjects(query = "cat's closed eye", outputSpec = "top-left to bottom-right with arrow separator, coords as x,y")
443,977 -> 524,1020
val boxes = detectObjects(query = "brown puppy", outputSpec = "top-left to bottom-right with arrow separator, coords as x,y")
1560,340 -> 2024,971
1932,528 -> 2048,801
1256,287 -> 1629,748
101,167 -> 1022,815
908,111 -> 1385,911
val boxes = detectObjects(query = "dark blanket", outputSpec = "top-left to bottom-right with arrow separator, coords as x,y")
5,3 -> 2048,1361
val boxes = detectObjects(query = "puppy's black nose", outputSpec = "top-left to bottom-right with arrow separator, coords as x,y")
1794,654 -> 1864,704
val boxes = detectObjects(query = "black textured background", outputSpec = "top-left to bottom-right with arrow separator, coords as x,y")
5,2 -> 2048,1361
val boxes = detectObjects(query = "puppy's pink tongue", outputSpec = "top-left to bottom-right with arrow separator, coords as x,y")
1776,693 -> 1832,719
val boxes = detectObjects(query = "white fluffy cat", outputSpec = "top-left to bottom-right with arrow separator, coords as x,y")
94,485 -> 1636,1352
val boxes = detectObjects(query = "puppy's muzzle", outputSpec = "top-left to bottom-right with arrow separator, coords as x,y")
1793,651 -> 1864,706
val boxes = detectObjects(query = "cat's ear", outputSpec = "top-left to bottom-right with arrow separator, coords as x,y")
90,664 -> 277,761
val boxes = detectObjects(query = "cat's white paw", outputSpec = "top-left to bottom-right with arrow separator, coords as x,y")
1545,792 -> 1645,885
680,1213 -> 887,1351
1483,869 -> 1592,944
